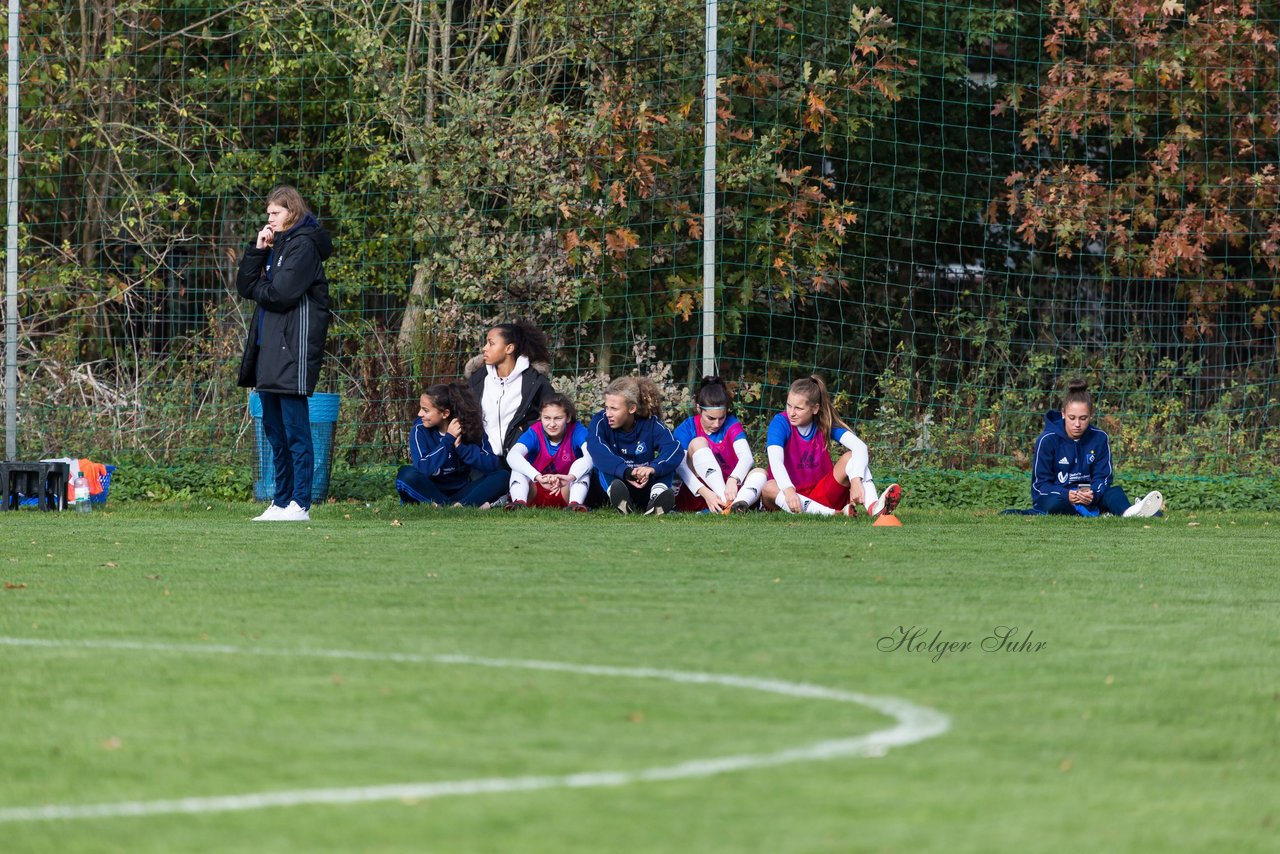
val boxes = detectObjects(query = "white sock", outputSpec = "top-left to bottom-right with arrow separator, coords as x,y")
568,476 -> 589,505
774,490 -> 836,515
862,480 -> 879,511
801,497 -> 837,516
509,473 -> 531,503
649,481 -> 670,500
690,448 -> 727,500
736,469 -> 766,507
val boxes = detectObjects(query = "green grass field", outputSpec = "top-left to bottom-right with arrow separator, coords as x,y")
1,503 -> 1276,853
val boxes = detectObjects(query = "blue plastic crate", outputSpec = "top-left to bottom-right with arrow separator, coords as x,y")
90,464 -> 116,505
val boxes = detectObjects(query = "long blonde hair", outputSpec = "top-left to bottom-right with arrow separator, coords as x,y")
789,375 -> 848,436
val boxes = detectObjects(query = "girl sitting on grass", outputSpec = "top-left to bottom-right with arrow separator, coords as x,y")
395,383 -> 508,507
505,393 -> 594,511
673,376 -> 767,513
1031,378 -> 1163,518
586,376 -> 683,515
760,375 -> 902,518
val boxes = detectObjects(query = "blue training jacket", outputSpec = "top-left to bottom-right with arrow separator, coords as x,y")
1031,410 -> 1114,503
408,421 -> 503,494
585,411 -> 683,482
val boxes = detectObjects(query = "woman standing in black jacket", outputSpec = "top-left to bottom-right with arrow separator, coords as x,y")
236,185 -> 333,522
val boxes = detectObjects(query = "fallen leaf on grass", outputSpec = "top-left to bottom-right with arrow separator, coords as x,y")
1188,522 -> 1200,527
102,562 -> 117,568
4,582 -> 27,590
101,737 -> 122,750
146,574 -> 160,581
627,711 -> 645,724
1059,758 -> 1073,772
390,519 -> 402,527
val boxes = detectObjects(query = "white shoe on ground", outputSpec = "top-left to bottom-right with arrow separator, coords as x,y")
1122,490 -> 1163,518
275,501 -> 311,522
252,504 -> 286,521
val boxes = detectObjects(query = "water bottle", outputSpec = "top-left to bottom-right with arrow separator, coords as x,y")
74,473 -> 92,513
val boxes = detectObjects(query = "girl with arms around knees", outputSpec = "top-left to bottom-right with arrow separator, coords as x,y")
586,376 -> 684,515
1031,379 -> 1163,518
396,383 -> 509,507
506,393 -> 594,511
672,377 -> 767,513
466,320 -> 554,459
760,375 -> 902,518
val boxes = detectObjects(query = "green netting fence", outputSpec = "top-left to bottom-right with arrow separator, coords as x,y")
2,0 -> 1277,486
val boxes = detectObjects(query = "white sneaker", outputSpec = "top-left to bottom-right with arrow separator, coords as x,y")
867,483 -> 903,518
252,504 -> 286,521
274,501 -> 311,522
1122,490 -> 1164,518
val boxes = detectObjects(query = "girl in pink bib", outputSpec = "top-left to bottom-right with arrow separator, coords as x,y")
506,394 -> 593,510
761,375 -> 903,518
673,377 -> 768,512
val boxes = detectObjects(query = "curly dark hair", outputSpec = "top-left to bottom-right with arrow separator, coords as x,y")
422,382 -> 486,446
491,320 -> 551,365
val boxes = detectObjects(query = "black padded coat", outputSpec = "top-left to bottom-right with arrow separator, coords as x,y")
236,217 -> 333,396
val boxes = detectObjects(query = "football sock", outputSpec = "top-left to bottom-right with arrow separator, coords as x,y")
690,447 -> 727,500
508,473 -> 531,504
736,469 -> 766,507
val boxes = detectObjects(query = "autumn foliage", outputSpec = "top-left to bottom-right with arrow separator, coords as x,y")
1000,0 -> 1280,337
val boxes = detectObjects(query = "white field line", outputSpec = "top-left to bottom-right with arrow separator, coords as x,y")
0,636 -> 950,822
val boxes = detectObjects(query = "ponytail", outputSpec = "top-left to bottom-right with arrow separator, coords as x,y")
694,376 -> 732,411
788,374 -> 849,436
492,320 -> 551,366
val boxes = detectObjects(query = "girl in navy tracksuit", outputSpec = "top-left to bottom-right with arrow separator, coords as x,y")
1031,379 -> 1163,518
586,376 -> 683,514
395,382 -> 508,506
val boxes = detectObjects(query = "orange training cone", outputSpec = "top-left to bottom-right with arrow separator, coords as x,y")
872,512 -> 903,527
